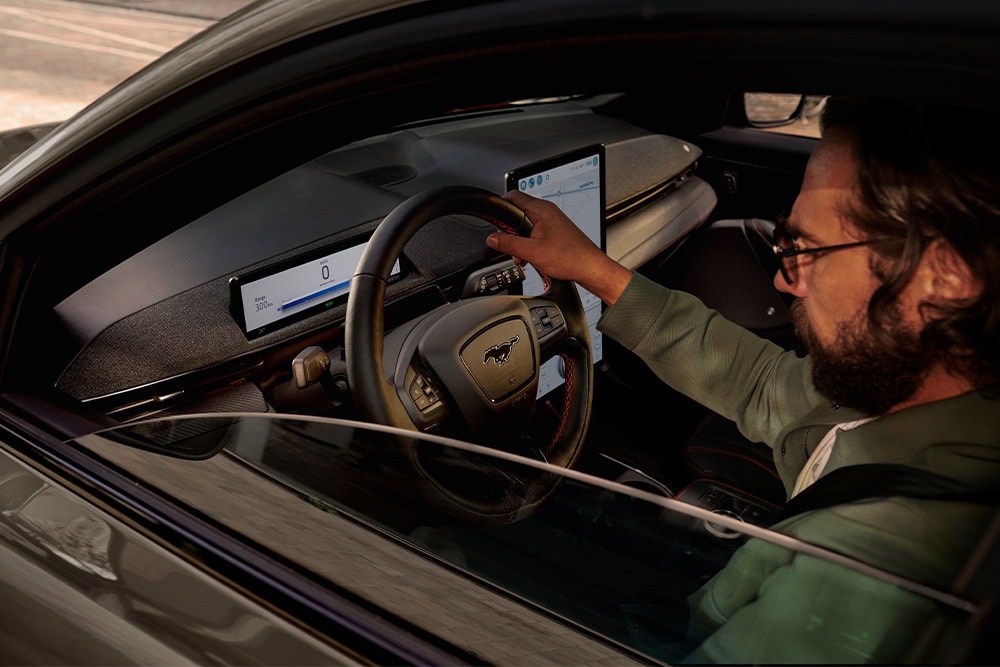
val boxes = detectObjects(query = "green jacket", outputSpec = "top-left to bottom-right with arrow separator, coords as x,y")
598,271 -> 1000,663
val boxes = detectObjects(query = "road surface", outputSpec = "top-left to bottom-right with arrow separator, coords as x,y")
0,0 -> 253,131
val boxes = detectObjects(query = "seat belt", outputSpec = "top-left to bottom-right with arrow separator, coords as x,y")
777,463 -> 999,522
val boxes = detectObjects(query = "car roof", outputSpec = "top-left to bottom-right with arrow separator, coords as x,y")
2,0 -> 999,204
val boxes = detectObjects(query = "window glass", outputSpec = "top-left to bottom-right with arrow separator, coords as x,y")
744,92 -> 828,138
73,414 -> 978,664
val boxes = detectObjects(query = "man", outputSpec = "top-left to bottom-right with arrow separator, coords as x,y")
486,97 -> 1000,663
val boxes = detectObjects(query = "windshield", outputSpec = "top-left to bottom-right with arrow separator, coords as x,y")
69,414 -> 977,664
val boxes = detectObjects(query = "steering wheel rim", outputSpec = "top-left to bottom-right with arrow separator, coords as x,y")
345,184 -> 594,522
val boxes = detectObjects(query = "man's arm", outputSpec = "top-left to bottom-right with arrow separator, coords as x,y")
598,272 -> 824,446
487,190 -> 633,305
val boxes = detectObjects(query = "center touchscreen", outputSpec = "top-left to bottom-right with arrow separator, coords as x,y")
504,144 -> 606,399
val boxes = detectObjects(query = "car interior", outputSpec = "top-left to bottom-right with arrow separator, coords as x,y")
2,90 -> 817,530
2,0 -> 998,656
0,0 -> 997,658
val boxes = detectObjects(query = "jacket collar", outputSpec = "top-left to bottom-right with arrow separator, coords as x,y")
776,389 -> 1000,491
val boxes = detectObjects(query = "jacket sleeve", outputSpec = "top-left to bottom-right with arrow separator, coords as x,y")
597,271 -> 825,447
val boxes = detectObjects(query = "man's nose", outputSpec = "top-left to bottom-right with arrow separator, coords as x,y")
773,269 -> 807,298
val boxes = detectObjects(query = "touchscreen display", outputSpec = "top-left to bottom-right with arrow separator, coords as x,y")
230,241 -> 400,339
504,144 -> 606,399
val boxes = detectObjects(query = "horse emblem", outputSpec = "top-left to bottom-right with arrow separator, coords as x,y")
483,335 -> 520,366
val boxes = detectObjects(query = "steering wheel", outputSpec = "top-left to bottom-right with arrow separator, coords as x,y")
345,185 -> 594,523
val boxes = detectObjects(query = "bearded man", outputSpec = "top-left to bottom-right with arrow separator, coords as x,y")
487,96 -> 1000,663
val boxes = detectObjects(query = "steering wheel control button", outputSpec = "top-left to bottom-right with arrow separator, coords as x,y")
409,374 -> 440,411
530,305 -> 565,340
462,261 -> 527,297
460,318 -> 535,400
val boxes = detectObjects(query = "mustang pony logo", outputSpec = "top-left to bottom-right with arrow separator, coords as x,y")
483,335 -> 520,366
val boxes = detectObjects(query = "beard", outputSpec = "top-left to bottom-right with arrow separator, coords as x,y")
790,299 -> 929,416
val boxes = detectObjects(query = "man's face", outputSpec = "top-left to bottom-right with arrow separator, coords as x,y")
776,134 -> 929,415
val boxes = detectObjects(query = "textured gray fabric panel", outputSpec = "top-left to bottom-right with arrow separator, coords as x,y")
160,381 -> 269,416
605,134 -> 701,210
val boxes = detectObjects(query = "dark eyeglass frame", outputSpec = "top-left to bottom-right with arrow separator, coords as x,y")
770,222 -> 875,285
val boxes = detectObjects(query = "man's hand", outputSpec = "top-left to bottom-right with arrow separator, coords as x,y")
486,190 -> 632,305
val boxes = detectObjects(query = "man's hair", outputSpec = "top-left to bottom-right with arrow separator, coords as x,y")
820,96 -> 1000,390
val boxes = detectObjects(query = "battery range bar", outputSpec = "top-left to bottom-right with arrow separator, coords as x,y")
279,279 -> 350,311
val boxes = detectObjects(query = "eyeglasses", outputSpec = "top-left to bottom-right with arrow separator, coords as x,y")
769,218 -> 875,285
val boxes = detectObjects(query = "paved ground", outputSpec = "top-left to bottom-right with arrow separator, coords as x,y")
0,0 -> 254,132
76,0 -> 254,20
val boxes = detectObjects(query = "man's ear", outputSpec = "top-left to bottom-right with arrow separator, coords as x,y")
917,239 -> 982,303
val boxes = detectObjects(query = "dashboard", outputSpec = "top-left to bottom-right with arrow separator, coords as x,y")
49,99 -> 715,419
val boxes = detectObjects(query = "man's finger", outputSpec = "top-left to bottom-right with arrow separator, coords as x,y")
486,232 -> 514,252
486,232 -> 524,265
503,189 -> 539,212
